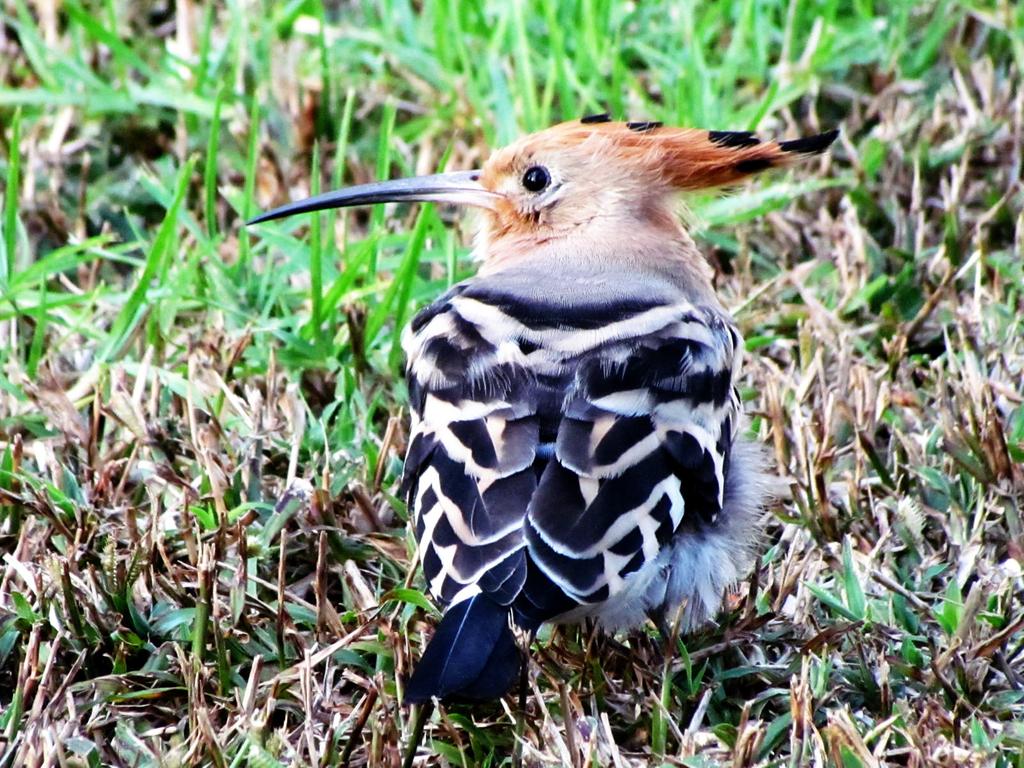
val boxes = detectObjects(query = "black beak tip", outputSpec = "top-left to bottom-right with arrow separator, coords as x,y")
245,211 -> 274,226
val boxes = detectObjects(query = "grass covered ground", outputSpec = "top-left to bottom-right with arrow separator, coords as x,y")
1,0 -> 1023,765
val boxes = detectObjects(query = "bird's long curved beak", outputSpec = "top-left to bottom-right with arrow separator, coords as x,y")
246,170 -> 497,225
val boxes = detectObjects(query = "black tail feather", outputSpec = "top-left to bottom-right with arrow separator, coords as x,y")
405,594 -> 522,703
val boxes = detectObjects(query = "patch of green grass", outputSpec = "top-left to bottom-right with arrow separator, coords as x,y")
1,0 -> 1023,765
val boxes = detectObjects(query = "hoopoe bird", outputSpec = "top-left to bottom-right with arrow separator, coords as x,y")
251,115 -> 838,702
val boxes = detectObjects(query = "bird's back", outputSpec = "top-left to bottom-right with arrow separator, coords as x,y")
401,265 -> 762,700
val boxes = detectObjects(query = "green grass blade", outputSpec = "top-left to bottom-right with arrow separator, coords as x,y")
2,107 -> 21,284
204,88 -> 224,240
98,157 -> 196,362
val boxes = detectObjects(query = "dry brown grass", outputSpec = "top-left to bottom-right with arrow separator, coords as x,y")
1,2 -> 1023,766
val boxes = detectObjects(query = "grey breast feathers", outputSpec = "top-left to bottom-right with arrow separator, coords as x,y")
400,276 -> 743,624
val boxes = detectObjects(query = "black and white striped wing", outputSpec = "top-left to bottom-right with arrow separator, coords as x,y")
523,307 -> 742,614
402,284 -> 741,624
401,287 -> 537,609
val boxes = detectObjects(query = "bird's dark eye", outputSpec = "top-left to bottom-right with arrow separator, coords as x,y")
522,165 -> 550,193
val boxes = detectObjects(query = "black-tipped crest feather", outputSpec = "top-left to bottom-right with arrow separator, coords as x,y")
778,128 -> 840,155
708,130 -> 761,148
